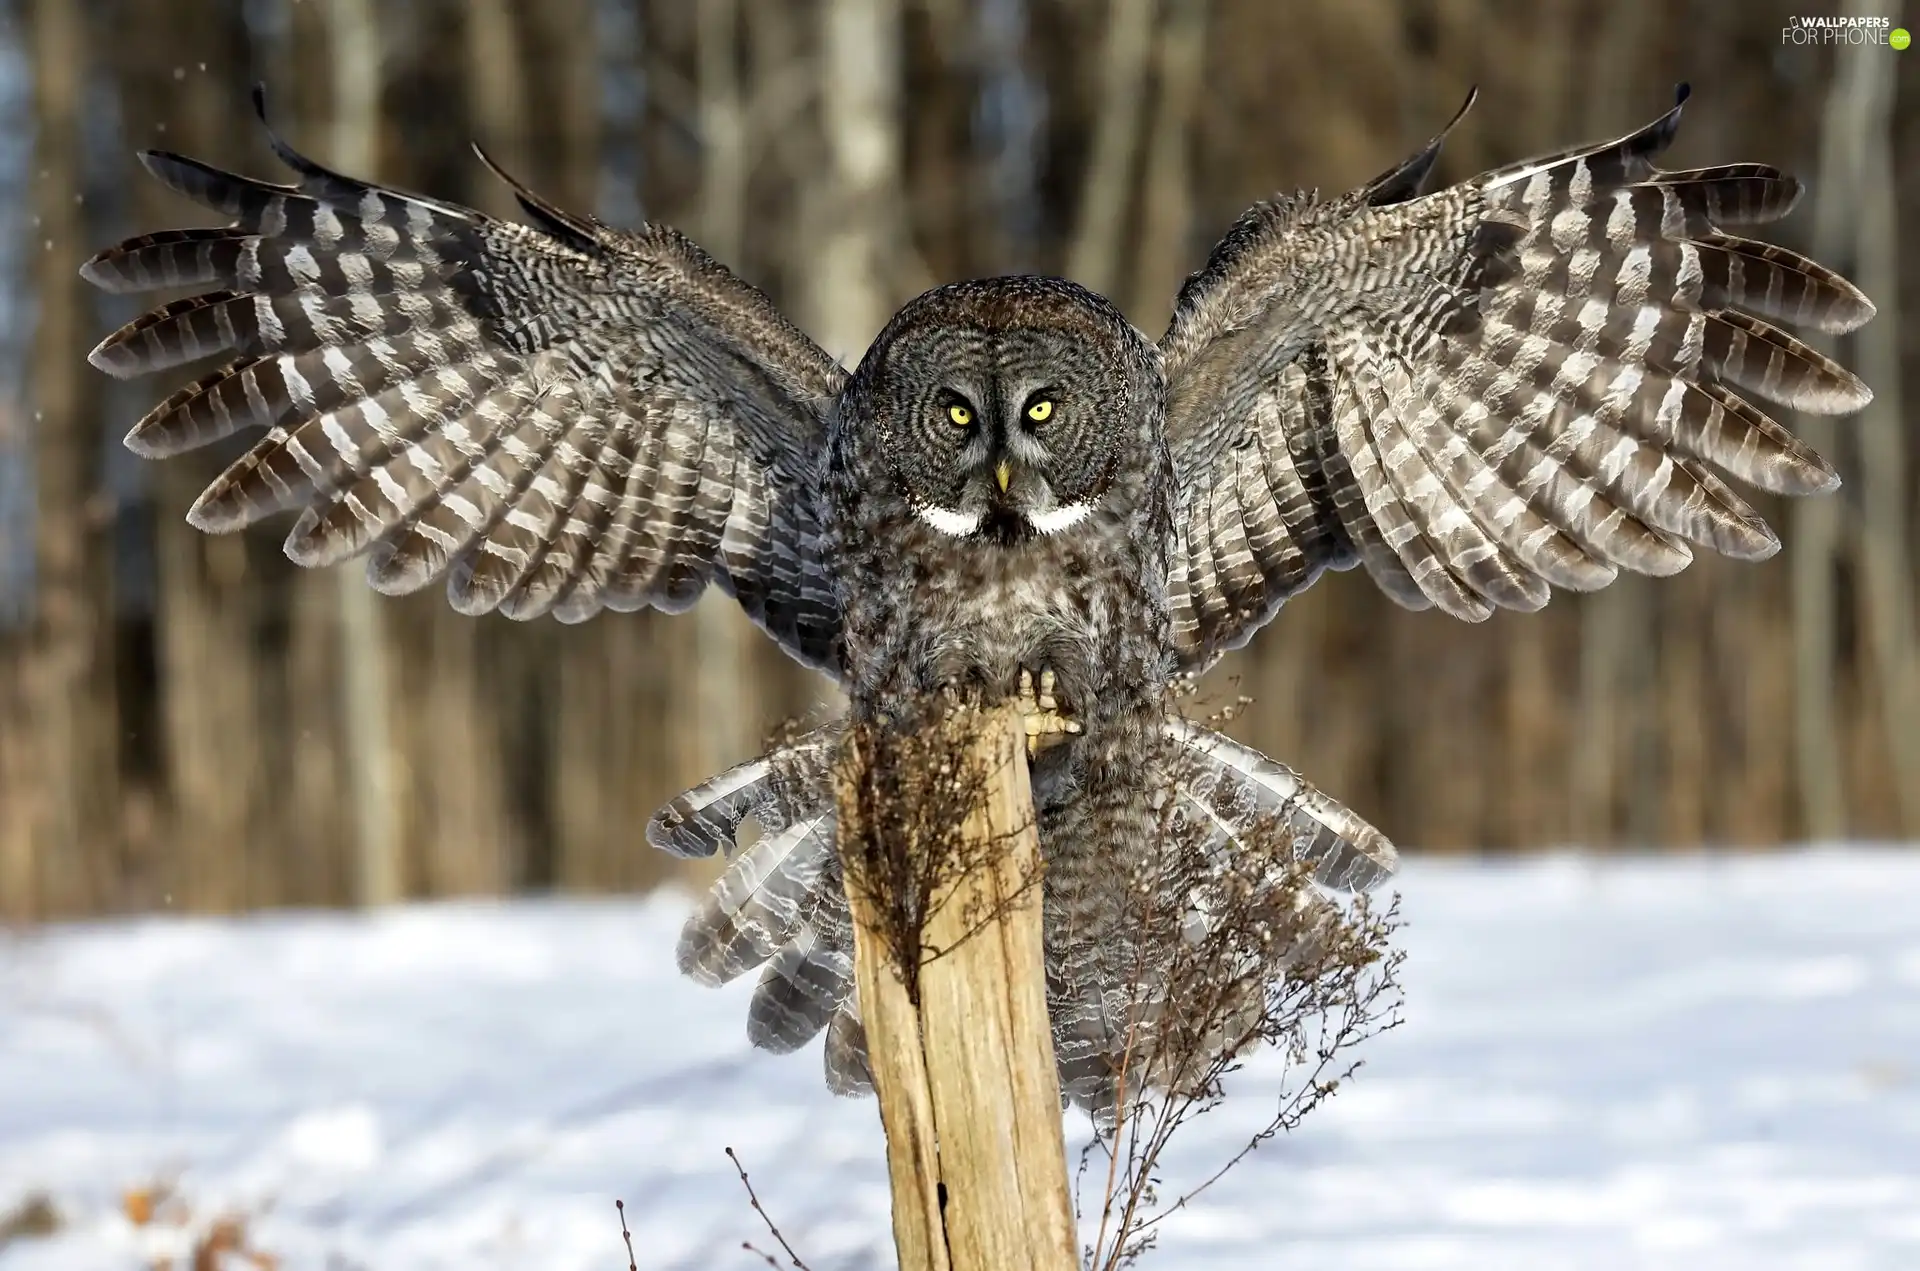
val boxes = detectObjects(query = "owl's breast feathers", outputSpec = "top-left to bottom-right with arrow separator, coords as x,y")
825,452 -> 1175,744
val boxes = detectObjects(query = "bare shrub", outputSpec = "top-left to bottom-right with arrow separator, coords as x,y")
1074,690 -> 1406,1271
834,697 -> 1042,998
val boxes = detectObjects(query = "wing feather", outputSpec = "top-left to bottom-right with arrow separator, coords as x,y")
83,87 -> 846,675
1160,84 -> 1872,671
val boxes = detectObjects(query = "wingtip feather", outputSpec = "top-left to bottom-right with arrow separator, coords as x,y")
281,509 -> 369,568
76,252 -> 125,293
134,148 -> 177,182
1735,525 -> 1783,562
184,495 -> 245,535
1804,371 -> 1873,415
1827,286 -> 1877,335
123,421 -> 171,460
87,336 -> 141,379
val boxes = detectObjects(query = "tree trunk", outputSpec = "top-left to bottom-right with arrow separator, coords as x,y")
1126,0 -> 1209,330
1841,4 -> 1920,835
807,0 -> 905,364
326,0 -> 404,906
1064,0 -> 1155,300
113,2 -> 266,913
689,0 -> 759,783
838,708 -> 1077,1271
15,0 -> 116,917
1793,5 -> 1880,842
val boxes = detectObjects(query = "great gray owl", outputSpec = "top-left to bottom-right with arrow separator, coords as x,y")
84,84 -> 1872,1111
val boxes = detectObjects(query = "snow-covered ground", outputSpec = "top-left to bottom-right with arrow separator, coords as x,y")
2,848 -> 1918,1271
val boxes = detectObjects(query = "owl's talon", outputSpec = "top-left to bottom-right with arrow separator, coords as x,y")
1016,664 -> 1079,758
1038,668 -> 1059,714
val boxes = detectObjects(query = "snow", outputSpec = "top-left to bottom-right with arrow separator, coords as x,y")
3,848 -> 1918,1271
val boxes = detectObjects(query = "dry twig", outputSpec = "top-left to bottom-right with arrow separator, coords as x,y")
728,1146 -> 813,1270
613,1199 -> 637,1271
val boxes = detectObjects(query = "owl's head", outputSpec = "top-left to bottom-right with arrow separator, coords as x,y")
845,277 -> 1164,545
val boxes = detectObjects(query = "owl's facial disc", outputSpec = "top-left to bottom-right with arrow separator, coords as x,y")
911,387 -> 1108,542
857,284 -> 1146,544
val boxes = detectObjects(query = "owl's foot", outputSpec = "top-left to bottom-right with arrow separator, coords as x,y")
1016,667 -> 1082,759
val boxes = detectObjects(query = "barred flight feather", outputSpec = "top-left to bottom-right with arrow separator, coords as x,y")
1161,82 -> 1873,670
676,810 -> 838,988
81,87 -> 847,674
823,996 -> 874,1097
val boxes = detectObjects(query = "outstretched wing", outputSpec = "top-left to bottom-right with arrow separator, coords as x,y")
83,88 -> 846,675
1159,85 -> 1874,673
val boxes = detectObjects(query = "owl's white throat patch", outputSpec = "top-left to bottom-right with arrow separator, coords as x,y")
1026,500 -> 1097,535
916,505 -> 983,536
915,499 -> 1099,538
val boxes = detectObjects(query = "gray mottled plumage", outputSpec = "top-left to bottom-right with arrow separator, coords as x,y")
87,84 -> 1871,1112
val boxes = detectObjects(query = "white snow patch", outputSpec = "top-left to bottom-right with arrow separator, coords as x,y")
1,849 -> 1917,1270
278,1105 -> 382,1174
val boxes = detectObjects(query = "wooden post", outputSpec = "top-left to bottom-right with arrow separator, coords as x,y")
835,705 -> 1078,1271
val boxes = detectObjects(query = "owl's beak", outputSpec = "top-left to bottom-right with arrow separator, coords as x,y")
995,461 -> 1012,493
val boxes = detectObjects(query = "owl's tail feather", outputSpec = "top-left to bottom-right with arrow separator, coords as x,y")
823,998 -> 875,1096
674,810 -> 836,987
1049,720 -> 1395,1117
652,726 -> 852,1059
1160,716 -> 1398,895
652,715 -> 1396,1113
744,898 -> 856,1057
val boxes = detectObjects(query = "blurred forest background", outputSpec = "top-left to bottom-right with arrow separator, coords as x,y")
0,0 -> 1913,920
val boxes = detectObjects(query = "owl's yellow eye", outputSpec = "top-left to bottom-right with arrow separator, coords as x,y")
948,403 -> 973,427
1026,399 -> 1054,424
